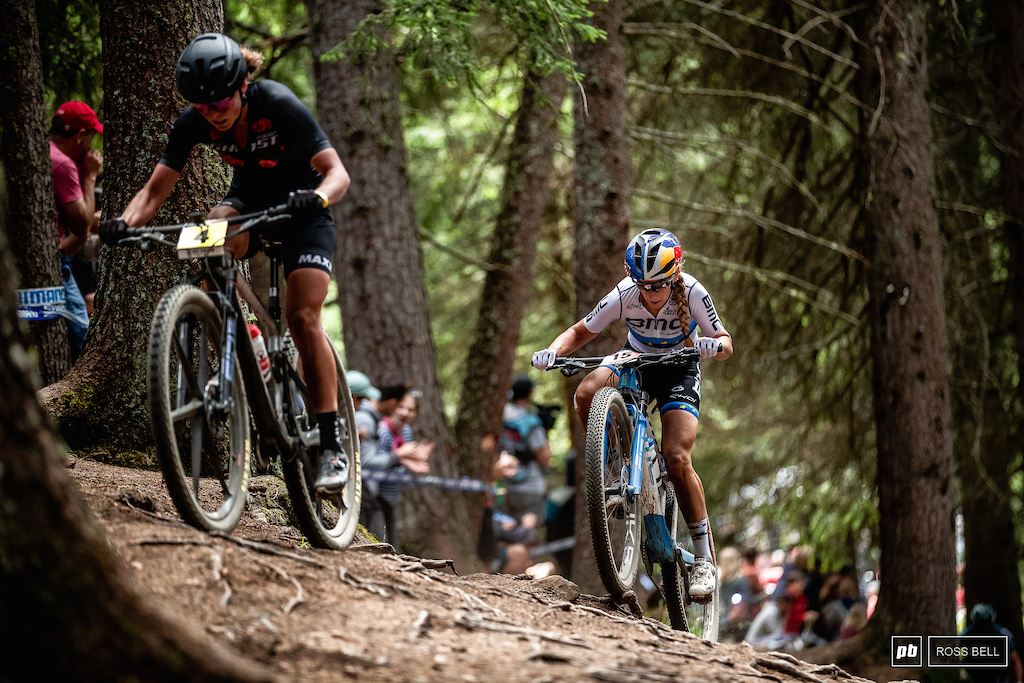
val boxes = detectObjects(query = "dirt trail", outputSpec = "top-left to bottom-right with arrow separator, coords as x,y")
68,455 -> 878,682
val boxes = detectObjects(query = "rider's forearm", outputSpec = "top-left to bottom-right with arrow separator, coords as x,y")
711,332 -> 733,360
122,164 -> 179,227
122,190 -> 162,228
550,321 -> 597,356
311,148 -> 350,207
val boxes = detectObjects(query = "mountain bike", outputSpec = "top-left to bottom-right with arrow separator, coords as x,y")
112,205 -> 361,549
551,348 -> 720,640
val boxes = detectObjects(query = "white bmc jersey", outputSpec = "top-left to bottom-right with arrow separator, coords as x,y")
583,274 -> 725,351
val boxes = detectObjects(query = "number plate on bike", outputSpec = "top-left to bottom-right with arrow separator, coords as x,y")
176,221 -> 228,259
602,350 -> 641,366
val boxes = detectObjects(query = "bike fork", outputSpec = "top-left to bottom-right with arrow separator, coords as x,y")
211,261 -> 239,416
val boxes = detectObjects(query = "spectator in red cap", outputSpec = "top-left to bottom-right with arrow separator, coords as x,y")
49,101 -> 103,358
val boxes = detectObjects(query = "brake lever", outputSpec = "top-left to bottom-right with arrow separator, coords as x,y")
120,233 -> 175,250
555,357 -> 589,376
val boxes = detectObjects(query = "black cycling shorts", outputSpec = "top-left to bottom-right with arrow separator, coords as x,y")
219,196 -> 335,278
609,343 -> 702,419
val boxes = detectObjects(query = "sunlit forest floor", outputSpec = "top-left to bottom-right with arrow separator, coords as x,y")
66,454 -> 891,682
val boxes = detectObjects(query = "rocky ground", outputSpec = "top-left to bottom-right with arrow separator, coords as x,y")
68,455 -> 885,683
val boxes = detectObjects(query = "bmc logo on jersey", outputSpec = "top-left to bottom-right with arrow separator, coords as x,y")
585,295 -> 612,324
625,317 -> 682,331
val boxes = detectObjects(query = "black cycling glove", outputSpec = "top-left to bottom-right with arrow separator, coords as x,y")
98,217 -> 129,246
287,189 -> 328,214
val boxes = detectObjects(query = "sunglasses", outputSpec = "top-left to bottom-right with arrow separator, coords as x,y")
636,279 -> 673,292
193,94 -> 235,115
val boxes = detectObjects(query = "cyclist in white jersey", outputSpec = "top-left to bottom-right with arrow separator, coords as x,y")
532,228 -> 733,601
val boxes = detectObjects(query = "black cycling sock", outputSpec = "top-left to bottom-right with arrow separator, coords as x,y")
317,412 -> 341,452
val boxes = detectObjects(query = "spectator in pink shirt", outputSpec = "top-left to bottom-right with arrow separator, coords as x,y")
49,101 -> 103,357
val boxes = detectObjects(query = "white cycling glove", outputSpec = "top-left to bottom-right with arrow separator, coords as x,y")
694,337 -> 720,359
532,348 -> 556,370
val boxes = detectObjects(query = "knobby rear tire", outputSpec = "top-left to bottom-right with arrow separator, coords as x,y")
148,284 -> 251,533
585,387 -> 641,597
663,486 -> 719,640
662,485 -> 690,632
281,331 -> 361,549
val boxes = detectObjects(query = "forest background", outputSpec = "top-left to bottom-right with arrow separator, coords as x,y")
3,0 -> 1023,664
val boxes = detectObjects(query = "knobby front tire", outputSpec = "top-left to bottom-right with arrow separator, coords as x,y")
148,284 -> 251,533
585,387 -> 641,597
281,331 -> 361,549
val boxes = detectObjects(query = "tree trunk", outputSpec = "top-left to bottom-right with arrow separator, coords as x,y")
0,0 -> 70,385
859,0 -> 956,638
305,0 -> 467,563
972,0 -> 1024,648
569,0 -> 631,594
39,0 -> 230,455
0,203 -> 277,683
452,60 -> 566,567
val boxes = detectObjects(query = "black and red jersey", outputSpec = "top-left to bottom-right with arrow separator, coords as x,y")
158,80 -> 333,209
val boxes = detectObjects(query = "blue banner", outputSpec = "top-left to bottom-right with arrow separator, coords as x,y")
16,286 -> 67,322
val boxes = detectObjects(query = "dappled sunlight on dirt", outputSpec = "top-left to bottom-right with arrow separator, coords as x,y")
68,455 -> 878,682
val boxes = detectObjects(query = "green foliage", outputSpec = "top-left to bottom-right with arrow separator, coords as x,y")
38,0 -> 1020,588
320,0 -> 605,88
36,0 -> 102,113
227,0 -> 315,108
619,0 -> 879,566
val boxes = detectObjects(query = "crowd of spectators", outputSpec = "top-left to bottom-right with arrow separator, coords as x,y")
716,545 -> 873,651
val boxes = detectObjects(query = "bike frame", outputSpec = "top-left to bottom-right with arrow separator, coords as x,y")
616,366 -> 653,501
564,350 -> 703,567
157,208 -> 313,461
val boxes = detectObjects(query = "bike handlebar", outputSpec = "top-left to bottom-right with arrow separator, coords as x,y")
118,204 -> 292,250
549,345 -> 716,377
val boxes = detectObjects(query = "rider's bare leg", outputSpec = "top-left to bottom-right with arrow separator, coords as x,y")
573,366 -> 617,424
285,267 -> 337,414
661,408 -> 714,562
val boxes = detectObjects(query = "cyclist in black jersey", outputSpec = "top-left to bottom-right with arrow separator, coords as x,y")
99,33 -> 352,492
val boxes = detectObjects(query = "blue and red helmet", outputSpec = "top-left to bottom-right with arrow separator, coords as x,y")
624,228 -> 682,285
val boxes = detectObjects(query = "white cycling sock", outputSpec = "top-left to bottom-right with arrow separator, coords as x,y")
687,517 -> 712,561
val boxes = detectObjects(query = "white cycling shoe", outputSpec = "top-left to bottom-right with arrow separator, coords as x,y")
688,558 -> 717,603
315,449 -> 350,493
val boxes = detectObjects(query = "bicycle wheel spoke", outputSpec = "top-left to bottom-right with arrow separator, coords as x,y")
201,428 -> 230,496
281,329 -> 360,549
586,387 -> 640,596
173,331 -> 202,402
605,494 -> 625,518
190,416 -> 203,498
149,284 -> 250,535
171,399 -> 204,422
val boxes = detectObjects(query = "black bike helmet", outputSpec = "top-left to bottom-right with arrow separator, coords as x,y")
176,33 -> 247,104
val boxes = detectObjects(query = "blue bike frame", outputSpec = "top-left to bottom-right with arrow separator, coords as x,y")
616,366 -> 650,500
617,365 -> 697,567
